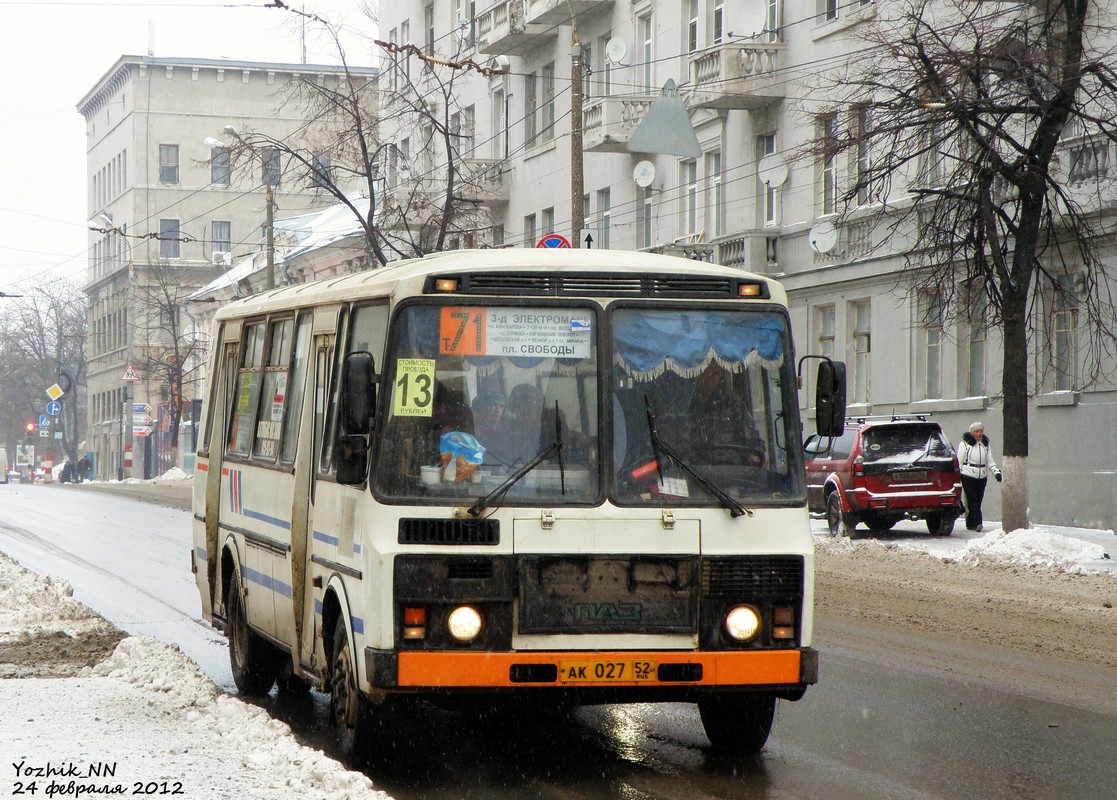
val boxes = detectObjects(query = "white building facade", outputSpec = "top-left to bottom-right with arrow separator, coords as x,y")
78,55 -> 377,480
377,0 -> 1116,529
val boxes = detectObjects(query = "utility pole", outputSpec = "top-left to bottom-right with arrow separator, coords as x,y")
265,184 -> 276,290
569,16 -> 584,248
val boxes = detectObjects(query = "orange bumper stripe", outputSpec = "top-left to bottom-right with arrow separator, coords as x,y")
397,650 -> 802,688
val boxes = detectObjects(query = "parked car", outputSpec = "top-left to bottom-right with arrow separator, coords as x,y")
804,416 -> 963,537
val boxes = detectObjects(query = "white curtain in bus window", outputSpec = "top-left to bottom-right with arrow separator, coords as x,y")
227,322 -> 267,456
253,318 -> 295,460
611,308 -> 795,503
280,316 -> 313,462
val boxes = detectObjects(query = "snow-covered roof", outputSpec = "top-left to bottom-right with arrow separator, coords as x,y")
186,196 -> 370,302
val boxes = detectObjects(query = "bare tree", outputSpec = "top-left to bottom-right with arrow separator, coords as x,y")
215,4 -> 501,268
132,263 -> 208,472
805,0 -> 1117,531
0,279 -> 87,467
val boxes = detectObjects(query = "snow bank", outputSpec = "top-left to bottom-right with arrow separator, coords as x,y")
957,528 -> 1110,573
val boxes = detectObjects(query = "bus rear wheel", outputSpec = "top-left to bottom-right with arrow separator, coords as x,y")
330,619 -> 372,765
698,694 -> 776,754
226,570 -> 279,696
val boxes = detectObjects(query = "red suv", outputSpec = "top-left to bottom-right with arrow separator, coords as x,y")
804,416 -> 963,537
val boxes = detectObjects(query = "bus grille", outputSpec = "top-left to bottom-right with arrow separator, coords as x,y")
397,518 -> 500,546
701,557 -> 803,598
444,273 -> 746,299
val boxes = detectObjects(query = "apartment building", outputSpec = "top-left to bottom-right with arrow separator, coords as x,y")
376,1 -> 1115,528
78,55 -> 377,480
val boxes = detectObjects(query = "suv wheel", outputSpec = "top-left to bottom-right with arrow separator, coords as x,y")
926,510 -> 958,537
826,492 -> 855,537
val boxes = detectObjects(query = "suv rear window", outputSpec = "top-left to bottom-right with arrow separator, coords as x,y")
861,424 -> 952,465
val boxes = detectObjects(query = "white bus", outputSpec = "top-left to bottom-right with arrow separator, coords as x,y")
191,248 -> 845,760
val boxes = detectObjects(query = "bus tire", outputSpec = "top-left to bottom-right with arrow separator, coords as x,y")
698,694 -> 776,754
330,619 -> 371,765
226,570 -> 279,696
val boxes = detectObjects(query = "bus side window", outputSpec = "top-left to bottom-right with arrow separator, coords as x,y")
319,303 -> 389,475
226,322 -> 267,456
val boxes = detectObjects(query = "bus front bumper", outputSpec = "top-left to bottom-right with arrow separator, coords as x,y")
365,647 -> 817,696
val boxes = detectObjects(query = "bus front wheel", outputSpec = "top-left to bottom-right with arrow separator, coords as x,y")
330,619 -> 371,765
698,694 -> 776,754
226,570 -> 279,696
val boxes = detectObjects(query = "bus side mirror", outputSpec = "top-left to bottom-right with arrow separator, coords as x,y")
815,360 -> 846,438
342,352 -> 377,435
336,435 -> 369,485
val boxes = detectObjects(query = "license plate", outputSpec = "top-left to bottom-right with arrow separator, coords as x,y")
891,470 -> 927,483
558,659 -> 656,683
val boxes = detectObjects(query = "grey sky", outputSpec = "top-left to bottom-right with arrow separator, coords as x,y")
0,0 -> 375,294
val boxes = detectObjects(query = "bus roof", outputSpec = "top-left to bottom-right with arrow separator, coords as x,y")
210,248 -> 785,321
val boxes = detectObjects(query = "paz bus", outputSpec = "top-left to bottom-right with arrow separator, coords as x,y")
191,248 -> 845,759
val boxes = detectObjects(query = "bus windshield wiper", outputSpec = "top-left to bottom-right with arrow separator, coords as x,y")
467,403 -> 565,517
644,396 -> 752,518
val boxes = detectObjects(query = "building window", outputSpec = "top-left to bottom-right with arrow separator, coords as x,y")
210,146 -> 230,186
758,133 -> 777,226
159,219 -> 181,259
311,153 -> 331,188
816,305 -> 835,358
688,0 -> 699,53
524,213 -> 537,248
542,206 -> 555,234
159,144 -> 179,184
821,115 -> 839,215
400,20 -> 411,82
598,187 -> 611,249
262,147 -> 281,187
850,300 -> 871,403
713,0 -> 724,44
767,0 -> 781,41
641,13 -> 654,93
1053,273 -> 1079,391
856,106 -> 873,205
452,106 -> 475,160
921,291 -> 944,400
681,159 -> 698,236
596,31 -> 613,96
966,286 -> 987,397
824,0 -> 838,22
212,220 -> 231,255
491,87 -> 506,159
525,71 -> 538,146
424,4 -> 435,55
705,151 -> 722,237
541,62 -> 556,142
640,187 -> 654,248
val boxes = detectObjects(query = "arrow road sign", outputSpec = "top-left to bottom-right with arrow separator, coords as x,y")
46,401 -> 61,416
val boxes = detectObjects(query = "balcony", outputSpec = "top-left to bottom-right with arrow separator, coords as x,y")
455,158 -> 509,207
582,94 -> 655,153
524,0 -> 613,25
476,0 -> 555,57
687,41 -> 786,111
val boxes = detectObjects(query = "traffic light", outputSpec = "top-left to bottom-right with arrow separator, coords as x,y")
24,421 -> 34,446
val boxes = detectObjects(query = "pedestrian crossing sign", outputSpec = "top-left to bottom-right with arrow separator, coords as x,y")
120,363 -> 141,382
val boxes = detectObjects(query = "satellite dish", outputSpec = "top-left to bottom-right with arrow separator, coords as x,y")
758,153 -> 788,187
605,37 -> 628,65
809,220 -> 838,254
633,160 -> 656,188
737,0 -> 768,38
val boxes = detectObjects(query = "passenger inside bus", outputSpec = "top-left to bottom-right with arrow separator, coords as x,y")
686,363 -> 765,466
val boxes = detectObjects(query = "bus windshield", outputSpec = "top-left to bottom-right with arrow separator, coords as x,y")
611,306 -> 803,506
375,302 -> 600,503
375,302 -> 803,508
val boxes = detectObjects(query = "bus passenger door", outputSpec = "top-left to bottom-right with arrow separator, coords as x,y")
303,303 -> 390,668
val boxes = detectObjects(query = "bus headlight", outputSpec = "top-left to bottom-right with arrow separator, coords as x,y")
447,605 -> 483,642
724,605 -> 761,641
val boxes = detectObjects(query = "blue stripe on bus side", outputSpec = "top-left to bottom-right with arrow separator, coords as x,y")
240,564 -> 294,599
313,530 -> 339,546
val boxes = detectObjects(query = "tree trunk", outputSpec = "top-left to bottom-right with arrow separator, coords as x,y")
1000,289 -> 1030,532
